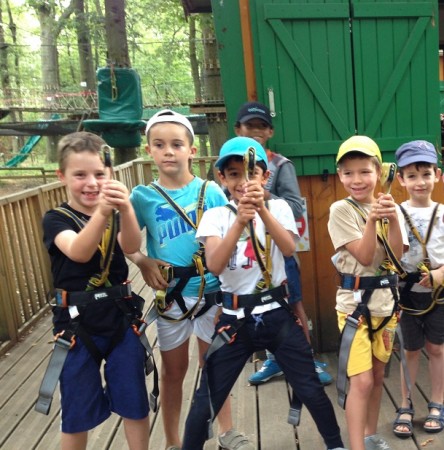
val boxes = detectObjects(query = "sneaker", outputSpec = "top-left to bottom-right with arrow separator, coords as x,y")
315,360 -> 333,386
248,359 -> 283,385
217,429 -> 254,450
364,434 -> 391,450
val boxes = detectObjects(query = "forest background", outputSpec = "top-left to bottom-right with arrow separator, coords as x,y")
0,0 -> 219,186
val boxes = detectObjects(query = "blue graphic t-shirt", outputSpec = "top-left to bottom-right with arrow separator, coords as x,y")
130,177 -> 228,296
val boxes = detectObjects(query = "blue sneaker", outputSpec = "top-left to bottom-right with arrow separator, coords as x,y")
248,359 -> 283,385
315,360 -> 333,385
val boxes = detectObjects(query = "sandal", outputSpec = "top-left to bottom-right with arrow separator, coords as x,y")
393,405 -> 414,438
424,402 -> 444,433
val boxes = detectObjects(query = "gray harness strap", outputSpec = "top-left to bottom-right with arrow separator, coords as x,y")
336,314 -> 361,409
35,331 -> 75,415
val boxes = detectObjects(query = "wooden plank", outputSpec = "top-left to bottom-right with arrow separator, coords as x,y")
228,358 -> 259,447
256,362 -> 297,449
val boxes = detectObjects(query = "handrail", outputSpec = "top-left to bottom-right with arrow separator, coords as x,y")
0,156 -> 218,356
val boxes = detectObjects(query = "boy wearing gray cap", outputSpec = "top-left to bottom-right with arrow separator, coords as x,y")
393,140 -> 444,438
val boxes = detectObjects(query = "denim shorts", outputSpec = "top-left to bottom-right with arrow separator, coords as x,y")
59,327 -> 149,433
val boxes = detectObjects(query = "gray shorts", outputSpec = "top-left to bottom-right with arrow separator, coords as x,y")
400,292 -> 444,350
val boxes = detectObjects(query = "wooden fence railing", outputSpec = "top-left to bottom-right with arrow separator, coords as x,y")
0,156 -> 217,356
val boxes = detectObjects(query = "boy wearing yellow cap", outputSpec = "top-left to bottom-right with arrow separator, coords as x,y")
328,136 -> 408,450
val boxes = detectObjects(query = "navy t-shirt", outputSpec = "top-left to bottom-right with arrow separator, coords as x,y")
43,203 -> 129,335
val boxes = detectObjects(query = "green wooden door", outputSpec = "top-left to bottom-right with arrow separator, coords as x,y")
250,0 -> 439,176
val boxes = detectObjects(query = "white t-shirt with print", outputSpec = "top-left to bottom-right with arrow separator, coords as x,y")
400,201 -> 444,293
196,198 -> 298,318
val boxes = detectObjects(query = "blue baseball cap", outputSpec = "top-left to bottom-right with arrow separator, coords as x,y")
395,140 -> 438,168
215,137 -> 268,169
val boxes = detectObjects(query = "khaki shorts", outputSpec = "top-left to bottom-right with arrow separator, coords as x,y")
338,311 -> 397,377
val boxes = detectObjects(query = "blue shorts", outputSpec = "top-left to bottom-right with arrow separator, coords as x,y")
284,255 -> 302,304
59,327 -> 149,433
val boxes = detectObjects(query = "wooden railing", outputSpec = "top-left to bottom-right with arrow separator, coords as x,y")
0,156 -> 217,356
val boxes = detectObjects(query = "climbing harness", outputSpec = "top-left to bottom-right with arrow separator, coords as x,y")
146,180 -> 220,324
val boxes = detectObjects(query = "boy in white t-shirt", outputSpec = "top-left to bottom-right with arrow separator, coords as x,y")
392,140 -> 444,438
182,136 -> 345,450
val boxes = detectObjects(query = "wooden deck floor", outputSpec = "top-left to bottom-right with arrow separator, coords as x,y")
1,261 -> 443,450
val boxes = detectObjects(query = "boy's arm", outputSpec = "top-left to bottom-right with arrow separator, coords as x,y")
102,179 -> 141,254
205,220 -> 246,276
265,162 -> 304,219
126,251 -> 169,290
54,211 -> 112,263
244,179 -> 296,257
291,301 -> 311,344
345,194 -> 402,265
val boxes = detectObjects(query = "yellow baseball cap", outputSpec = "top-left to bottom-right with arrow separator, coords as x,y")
336,135 -> 382,164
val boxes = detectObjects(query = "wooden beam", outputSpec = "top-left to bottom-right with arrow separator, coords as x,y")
239,0 -> 257,101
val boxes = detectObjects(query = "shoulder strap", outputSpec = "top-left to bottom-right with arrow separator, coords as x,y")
149,180 -> 209,230
399,203 -> 440,262
54,206 -> 86,230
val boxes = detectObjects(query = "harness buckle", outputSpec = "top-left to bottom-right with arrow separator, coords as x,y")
155,290 -> 172,312
131,318 -> 147,337
54,330 -> 76,349
345,313 -> 362,329
218,325 -> 237,344
159,265 -> 174,283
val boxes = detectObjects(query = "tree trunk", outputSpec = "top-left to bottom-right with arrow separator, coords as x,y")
6,0 -> 23,148
188,15 -> 208,156
74,0 -> 96,91
200,14 -> 227,157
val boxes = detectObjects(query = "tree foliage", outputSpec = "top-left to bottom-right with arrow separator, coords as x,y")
1,0 -> 198,106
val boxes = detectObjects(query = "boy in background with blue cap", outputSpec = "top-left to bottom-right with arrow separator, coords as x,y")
392,140 -> 444,438
182,136 -> 345,450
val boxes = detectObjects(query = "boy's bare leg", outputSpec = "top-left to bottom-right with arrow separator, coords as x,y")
198,338 -> 233,435
346,369 -> 373,450
395,349 -> 420,433
123,416 -> 150,450
160,339 -> 190,449
365,357 -> 385,436
425,340 -> 444,428
61,432 -> 88,450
